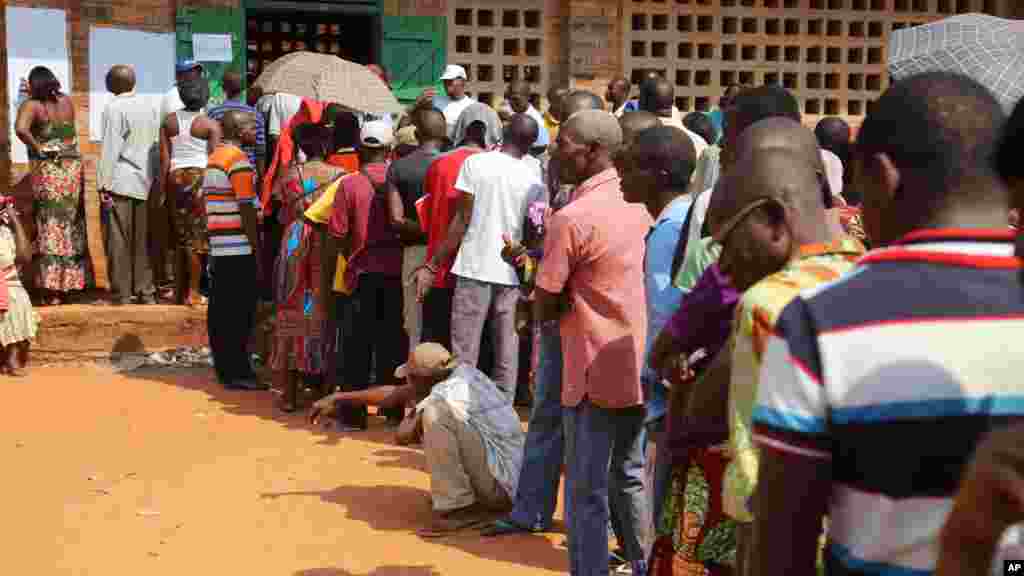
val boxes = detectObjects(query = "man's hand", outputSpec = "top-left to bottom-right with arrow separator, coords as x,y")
412,266 -> 436,303
309,393 -> 342,426
649,330 -> 680,377
501,233 -> 528,267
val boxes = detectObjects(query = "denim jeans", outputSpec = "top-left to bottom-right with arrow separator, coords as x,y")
508,323 -> 565,530
565,400 -> 651,576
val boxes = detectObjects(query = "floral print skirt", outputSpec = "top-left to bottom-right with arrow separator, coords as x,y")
650,445 -> 737,576
32,158 -> 87,293
170,168 -> 209,254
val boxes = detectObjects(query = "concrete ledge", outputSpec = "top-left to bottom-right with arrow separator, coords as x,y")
34,304 -> 208,364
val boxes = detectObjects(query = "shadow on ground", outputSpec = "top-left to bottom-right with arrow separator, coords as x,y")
263,483 -> 567,573
294,567 -> 442,576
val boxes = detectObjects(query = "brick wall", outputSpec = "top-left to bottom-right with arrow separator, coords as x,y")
2,0 -> 241,289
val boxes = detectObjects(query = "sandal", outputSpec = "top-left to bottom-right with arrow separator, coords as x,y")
417,512 -> 493,538
481,518 -> 540,537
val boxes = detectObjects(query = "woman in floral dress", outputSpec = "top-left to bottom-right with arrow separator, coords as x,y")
15,66 -> 86,305
272,122 -> 344,412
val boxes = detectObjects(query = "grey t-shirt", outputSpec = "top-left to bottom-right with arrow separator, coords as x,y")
386,147 -> 440,245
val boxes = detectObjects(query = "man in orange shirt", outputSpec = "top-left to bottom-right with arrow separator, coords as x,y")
203,110 -> 263,390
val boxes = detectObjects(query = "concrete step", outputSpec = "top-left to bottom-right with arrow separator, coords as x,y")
34,304 -> 209,364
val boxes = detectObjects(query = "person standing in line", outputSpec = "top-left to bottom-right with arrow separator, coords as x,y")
208,71 -> 266,179
161,79 -> 221,306
752,72 -> 1024,576
98,64 -> 160,305
415,114 -> 545,403
14,66 -> 87,305
387,109 -> 446,350
415,103 -> 502,350
607,76 -> 638,118
619,125 -> 697,546
536,109 -> 654,576
482,90 -> 607,539
414,64 -> 476,142
328,121 -> 405,430
0,195 -> 39,376
639,77 -> 708,162
504,81 -> 550,154
203,110 -> 263,390
543,86 -> 568,144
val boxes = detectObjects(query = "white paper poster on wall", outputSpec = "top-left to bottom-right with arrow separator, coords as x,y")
88,27 -> 175,142
193,34 -> 233,63
6,7 -> 72,164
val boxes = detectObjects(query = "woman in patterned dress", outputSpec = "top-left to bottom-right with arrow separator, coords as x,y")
0,197 -> 39,375
272,122 -> 345,412
15,66 -> 87,305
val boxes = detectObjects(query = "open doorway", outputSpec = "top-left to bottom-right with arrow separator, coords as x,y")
246,11 -> 379,85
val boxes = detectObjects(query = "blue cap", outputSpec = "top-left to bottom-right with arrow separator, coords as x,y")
176,59 -> 202,73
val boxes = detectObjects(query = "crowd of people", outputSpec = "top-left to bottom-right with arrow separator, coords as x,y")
8,53 -> 1024,576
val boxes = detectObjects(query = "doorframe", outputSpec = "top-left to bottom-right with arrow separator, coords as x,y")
243,0 -> 383,67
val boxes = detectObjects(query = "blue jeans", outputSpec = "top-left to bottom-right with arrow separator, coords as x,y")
508,323 -> 566,530
565,400 -> 651,576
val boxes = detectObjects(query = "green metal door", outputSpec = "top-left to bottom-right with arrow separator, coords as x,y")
381,16 -> 445,106
176,7 -> 246,107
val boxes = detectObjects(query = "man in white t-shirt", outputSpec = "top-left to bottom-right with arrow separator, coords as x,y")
417,114 -> 545,403
415,65 -> 476,142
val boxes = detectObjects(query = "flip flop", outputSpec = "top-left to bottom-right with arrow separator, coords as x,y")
481,518 -> 537,537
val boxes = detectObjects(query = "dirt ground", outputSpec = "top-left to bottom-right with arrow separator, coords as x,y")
2,365 -> 567,576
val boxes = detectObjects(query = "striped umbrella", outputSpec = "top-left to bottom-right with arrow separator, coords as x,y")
253,51 -> 403,115
888,13 -> 1024,112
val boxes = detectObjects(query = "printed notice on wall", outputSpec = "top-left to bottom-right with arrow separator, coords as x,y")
5,7 -> 72,164
88,26 -> 175,142
569,15 -> 613,77
193,34 -> 233,63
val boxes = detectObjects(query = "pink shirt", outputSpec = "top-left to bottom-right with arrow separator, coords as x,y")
536,168 -> 654,409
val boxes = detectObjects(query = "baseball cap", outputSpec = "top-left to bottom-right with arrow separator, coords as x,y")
439,64 -> 468,81
395,343 -> 458,379
359,120 -> 394,148
176,59 -> 202,74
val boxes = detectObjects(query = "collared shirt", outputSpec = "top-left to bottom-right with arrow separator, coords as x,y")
416,363 -> 526,501
643,194 -> 693,423
753,229 -> 1024,576
536,168 -> 653,408
208,98 -> 266,167
723,237 -> 865,523
98,91 -> 161,200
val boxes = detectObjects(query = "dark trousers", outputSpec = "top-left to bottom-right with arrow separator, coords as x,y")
104,194 -> 154,300
340,273 -> 406,428
421,285 -> 495,375
208,254 -> 258,385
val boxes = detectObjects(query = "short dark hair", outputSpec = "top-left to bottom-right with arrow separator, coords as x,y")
563,90 -> 604,117
815,117 -> 852,165
293,122 -> 331,159
178,79 -> 209,112
28,66 -> 61,101
732,85 -> 801,135
858,71 -> 1004,203
683,112 -> 717,146
633,125 -> 697,190
331,110 -> 361,151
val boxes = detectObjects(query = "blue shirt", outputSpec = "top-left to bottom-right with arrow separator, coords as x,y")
643,194 -> 693,424
207,98 -> 266,167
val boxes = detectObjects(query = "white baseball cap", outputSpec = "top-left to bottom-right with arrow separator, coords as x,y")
359,120 -> 394,148
439,64 -> 468,81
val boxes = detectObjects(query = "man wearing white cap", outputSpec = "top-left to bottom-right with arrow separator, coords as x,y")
310,342 -> 525,536
415,64 -> 476,141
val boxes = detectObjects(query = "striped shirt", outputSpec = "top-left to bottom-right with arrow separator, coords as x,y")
207,99 -> 265,167
753,229 -> 1024,576
203,145 -> 257,257
722,238 -> 864,523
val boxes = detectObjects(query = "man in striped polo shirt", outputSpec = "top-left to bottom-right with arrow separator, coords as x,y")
204,109 -> 264,391
751,72 -> 1024,576
208,71 -> 266,178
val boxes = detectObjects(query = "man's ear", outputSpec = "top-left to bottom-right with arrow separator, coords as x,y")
872,152 -> 901,203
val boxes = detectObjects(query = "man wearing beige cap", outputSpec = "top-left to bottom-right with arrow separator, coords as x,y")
310,342 -> 525,536
415,64 -> 476,141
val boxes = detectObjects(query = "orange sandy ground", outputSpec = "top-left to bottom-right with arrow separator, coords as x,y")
1,366 -> 568,575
